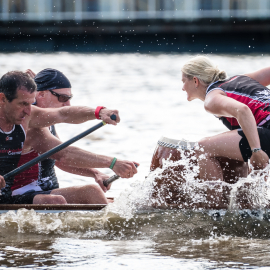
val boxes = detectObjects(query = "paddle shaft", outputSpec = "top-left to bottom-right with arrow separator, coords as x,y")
3,115 -> 116,180
103,175 -> 120,187
103,164 -> 138,187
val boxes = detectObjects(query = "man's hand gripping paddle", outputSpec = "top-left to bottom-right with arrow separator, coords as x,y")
103,164 -> 138,187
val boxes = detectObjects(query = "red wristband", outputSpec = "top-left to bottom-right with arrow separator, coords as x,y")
95,106 -> 106,119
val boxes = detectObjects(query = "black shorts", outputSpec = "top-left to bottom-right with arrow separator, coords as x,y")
11,190 -> 52,204
238,126 -> 270,162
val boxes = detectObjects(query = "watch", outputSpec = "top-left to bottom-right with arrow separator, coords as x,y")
251,148 -> 261,153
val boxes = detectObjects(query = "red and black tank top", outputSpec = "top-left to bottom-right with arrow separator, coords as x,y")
11,150 -> 39,191
206,75 -> 270,130
0,124 -> 25,202
12,125 -> 59,193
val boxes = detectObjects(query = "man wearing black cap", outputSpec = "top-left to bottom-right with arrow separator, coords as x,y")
10,68 -> 138,205
0,70 -> 136,204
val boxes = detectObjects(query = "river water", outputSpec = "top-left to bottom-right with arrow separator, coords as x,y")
1,53 -> 270,269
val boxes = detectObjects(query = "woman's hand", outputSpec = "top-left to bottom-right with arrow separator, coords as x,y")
250,150 -> 269,170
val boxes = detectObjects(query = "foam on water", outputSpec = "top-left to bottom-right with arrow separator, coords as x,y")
229,165 -> 270,210
1,152 -> 270,240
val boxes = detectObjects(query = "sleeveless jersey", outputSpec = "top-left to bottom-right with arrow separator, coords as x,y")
206,75 -> 270,130
0,125 -> 25,202
12,150 -> 39,191
37,125 -> 59,190
11,125 -> 59,196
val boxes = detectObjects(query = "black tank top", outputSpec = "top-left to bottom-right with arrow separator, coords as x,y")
0,125 -> 25,202
37,125 -> 59,191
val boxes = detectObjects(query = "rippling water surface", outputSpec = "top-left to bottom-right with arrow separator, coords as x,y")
1,53 -> 270,269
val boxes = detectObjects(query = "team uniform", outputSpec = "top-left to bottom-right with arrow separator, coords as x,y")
0,125 -> 25,203
206,75 -> 270,161
11,125 -> 59,204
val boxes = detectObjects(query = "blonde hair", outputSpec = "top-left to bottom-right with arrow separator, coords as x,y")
181,56 -> 227,86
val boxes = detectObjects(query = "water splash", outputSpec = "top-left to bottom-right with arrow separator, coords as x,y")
1,151 -> 270,238
229,165 -> 270,210
148,146 -> 270,211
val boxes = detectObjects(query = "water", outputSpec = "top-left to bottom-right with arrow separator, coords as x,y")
1,53 -> 270,269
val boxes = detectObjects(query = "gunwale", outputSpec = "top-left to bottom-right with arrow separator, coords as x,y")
0,204 -> 108,213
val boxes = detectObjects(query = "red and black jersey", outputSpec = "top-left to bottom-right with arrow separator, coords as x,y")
12,125 -> 59,195
11,150 -> 39,191
206,75 -> 270,130
0,124 -> 25,202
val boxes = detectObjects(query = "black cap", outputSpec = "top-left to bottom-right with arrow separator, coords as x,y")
34,68 -> 71,91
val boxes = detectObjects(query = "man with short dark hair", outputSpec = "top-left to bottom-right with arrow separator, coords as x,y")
10,68 -> 138,205
0,70 -> 135,203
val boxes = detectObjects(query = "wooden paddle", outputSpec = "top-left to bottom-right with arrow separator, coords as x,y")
3,115 -> 116,181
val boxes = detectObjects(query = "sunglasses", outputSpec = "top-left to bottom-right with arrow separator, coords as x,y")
49,90 -> 73,103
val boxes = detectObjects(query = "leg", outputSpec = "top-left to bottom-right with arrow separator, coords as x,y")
51,184 -> 108,204
197,130 -> 244,181
151,162 -> 232,209
33,194 -> 67,204
218,157 -> 248,184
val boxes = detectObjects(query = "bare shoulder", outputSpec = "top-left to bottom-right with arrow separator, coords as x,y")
205,89 -> 226,102
204,90 -> 231,116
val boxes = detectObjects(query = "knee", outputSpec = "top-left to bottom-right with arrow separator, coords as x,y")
83,184 -> 103,195
198,137 -> 210,149
197,137 -> 213,157
50,195 -> 67,204
33,194 -> 67,204
79,185 -> 107,204
194,137 -> 208,157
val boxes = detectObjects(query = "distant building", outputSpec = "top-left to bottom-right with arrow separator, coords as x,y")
0,0 -> 270,21
0,0 -> 269,53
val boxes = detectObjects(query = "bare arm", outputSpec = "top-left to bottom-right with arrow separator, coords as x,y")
55,163 -> 99,178
245,67 -> 270,87
28,127 -> 139,178
28,105 -> 120,128
46,127 -> 112,191
205,90 -> 269,169
29,127 -> 115,167
54,163 -> 111,192
205,90 -> 260,150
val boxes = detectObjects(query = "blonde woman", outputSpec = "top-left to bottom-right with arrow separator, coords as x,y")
182,56 -> 270,181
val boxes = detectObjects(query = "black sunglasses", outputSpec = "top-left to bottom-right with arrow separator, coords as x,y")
49,90 -> 73,103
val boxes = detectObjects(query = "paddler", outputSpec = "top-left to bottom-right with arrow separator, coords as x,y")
10,68 -> 138,205
181,55 -> 270,181
0,70 -> 137,204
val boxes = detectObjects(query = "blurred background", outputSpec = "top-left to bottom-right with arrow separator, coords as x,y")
0,0 -> 270,53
